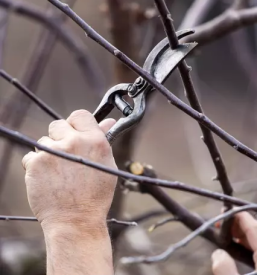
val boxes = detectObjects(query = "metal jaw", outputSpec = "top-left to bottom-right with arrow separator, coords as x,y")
93,29 -> 197,145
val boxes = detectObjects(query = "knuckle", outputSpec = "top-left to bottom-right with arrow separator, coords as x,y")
69,109 -> 92,120
37,136 -> 49,144
49,119 -> 65,130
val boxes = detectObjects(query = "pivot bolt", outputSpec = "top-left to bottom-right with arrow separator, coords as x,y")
128,84 -> 137,96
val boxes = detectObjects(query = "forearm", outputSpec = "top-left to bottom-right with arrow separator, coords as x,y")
43,223 -> 114,275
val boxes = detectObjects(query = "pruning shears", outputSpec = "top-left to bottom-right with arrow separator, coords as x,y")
93,29 -> 197,145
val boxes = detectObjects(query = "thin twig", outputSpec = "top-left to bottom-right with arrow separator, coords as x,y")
148,216 -> 179,232
121,205 -> 257,264
0,215 -> 137,226
0,124 -> 254,208
0,70 -> 63,120
48,0 -> 257,163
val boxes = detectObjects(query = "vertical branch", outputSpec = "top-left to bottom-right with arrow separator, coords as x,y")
0,1 -> 76,195
153,0 -> 233,246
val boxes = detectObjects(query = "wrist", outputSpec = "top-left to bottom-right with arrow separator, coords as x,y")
42,217 -> 113,275
41,215 -> 109,238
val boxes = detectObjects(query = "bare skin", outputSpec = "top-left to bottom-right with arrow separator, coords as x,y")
212,211 -> 257,275
22,109 -> 257,275
22,109 -> 117,275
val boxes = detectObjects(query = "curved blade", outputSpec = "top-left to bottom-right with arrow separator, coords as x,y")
143,29 -> 197,84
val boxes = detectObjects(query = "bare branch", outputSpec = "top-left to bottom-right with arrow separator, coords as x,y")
0,0 -> 105,90
0,70 -> 63,120
0,124 -> 255,208
183,3 -> 257,46
0,215 -> 137,226
153,0 -> 233,244
121,205 -> 257,264
48,0 -> 257,164
126,161 -> 219,245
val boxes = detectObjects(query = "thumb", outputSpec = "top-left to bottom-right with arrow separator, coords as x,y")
99,118 -> 116,134
212,249 -> 238,275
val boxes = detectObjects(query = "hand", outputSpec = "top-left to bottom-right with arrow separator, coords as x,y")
22,110 -> 118,231
212,211 -> 257,275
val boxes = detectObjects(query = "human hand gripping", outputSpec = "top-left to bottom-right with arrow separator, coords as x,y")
22,110 -> 117,275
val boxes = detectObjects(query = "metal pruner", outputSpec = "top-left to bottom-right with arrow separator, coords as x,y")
93,29 -> 197,145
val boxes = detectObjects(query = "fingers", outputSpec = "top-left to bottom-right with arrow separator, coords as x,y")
232,212 -> 257,252
99,118 -> 116,134
49,119 -> 75,141
22,151 -> 37,170
212,249 -> 238,275
67,110 -> 99,132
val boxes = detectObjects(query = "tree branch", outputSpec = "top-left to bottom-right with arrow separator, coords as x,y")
47,0 -> 257,164
127,162 -> 253,266
121,205 -> 257,264
154,0 -> 233,246
0,124 -> 254,214
0,70 -> 63,120
182,2 -> 257,46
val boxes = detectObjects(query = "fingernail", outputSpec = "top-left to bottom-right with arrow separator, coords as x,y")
212,249 -> 225,262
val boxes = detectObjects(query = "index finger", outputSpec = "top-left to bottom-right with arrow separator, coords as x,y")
67,110 -> 99,133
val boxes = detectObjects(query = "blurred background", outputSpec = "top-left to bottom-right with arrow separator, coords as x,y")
1,0 -> 257,274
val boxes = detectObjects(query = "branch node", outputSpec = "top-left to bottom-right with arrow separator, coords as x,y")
233,145 -> 239,150
114,49 -> 121,56
212,175 -> 219,181
167,13 -> 173,21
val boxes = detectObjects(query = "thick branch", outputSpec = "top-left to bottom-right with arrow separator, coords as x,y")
183,4 -> 257,46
